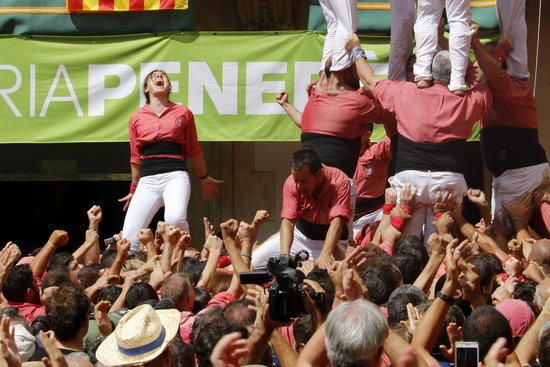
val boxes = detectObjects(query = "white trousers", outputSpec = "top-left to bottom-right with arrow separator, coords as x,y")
496,0 -> 529,79
491,163 -> 550,221
122,171 -> 191,252
251,227 -> 348,271
353,208 -> 383,240
319,0 -> 358,72
414,0 -> 472,91
389,170 -> 467,246
389,0 -> 417,81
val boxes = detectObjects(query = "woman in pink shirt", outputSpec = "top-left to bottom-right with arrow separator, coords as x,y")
119,70 -> 222,252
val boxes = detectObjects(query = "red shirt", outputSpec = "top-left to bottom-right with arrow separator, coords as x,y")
354,137 -> 392,199
374,80 -> 492,142
301,88 -> 382,139
7,302 -> 46,324
481,71 -> 537,129
129,103 -> 202,164
281,165 -> 352,224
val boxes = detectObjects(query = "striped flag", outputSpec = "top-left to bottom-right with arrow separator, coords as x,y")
67,0 -> 188,12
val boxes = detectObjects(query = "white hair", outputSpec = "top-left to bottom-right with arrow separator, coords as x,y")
432,50 -> 452,85
325,299 -> 389,366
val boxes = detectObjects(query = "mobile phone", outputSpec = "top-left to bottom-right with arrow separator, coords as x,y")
455,341 -> 479,367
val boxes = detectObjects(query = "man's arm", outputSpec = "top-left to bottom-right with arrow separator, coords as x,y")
30,230 -> 69,278
471,28 -> 512,85
276,91 -> 302,128
280,218 -> 295,256
72,230 -> 99,264
85,205 -> 102,264
316,217 -> 344,269
296,324 -> 329,367
346,34 -> 378,92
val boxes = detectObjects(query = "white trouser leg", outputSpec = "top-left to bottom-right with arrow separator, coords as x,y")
496,0 -> 529,79
414,0 -> 445,81
319,0 -> 338,72
327,0 -> 358,71
353,208 -> 383,240
446,0 -> 472,91
389,0 -> 416,81
162,171 -> 191,232
251,233 -> 284,271
492,163 -> 550,220
122,175 -> 164,253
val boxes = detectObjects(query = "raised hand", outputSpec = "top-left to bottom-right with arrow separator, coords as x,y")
502,192 -> 532,223
438,322 -> 463,361
345,34 -> 361,52
38,331 -> 68,367
163,225 -> 181,247
400,302 -> 423,336
48,230 -> 69,248
0,316 -> 22,367
399,182 -> 417,208
210,332 -> 249,367
87,205 -> 102,230
433,190 -> 454,215
466,188 -> 488,207
118,193 -> 133,212
385,187 -> 397,206
220,219 -> 239,241
115,238 -> 131,261
201,176 -> 223,201
94,300 -> 113,336
203,217 -> 215,241
275,91 -> 289,106
138,228 -> 154,246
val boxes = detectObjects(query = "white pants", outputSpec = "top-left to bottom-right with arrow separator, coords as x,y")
389,0 -> 417,81
320,0 -> 358,72
414,0 -> 472,91
389,170 -> 467,246
353,208 -> 383,240
496,0 -> 529,79
251,227 -> 348,271
491,163 -> 550,221
122,171 -> 191,252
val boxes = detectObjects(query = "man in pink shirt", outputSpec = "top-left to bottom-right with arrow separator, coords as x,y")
470,5 -> 548,225
252,149 -> 351,270
3,265 -> 46,324
346,35 -> 492,244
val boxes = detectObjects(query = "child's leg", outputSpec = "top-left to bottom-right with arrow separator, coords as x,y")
496,0 -> 529,79
329,0 -> 358,71
414,0 -> 445,83
389,0 -> 416,81
319,0 -> 338,72
446,0 -> 472,92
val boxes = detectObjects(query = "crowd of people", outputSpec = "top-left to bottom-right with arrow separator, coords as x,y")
0,0 -> 549,366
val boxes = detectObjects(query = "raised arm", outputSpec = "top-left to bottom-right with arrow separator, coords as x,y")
470,25 -> 513,85
276,91 -> 303,128
346,34 -> 378,92
30,230 -> 69,278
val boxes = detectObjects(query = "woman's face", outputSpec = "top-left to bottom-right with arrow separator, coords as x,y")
144,71 -> 171,98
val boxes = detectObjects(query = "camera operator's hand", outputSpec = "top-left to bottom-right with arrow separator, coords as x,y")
302,279 -> 328,326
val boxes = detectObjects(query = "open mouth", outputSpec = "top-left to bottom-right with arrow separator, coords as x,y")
155,79 -> 164,87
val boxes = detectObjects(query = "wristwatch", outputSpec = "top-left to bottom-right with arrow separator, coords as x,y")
436,291 -> 454,305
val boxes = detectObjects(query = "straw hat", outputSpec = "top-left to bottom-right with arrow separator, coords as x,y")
95,304 -> 180,366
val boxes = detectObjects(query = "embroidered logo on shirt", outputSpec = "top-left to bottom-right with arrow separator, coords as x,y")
175,117 -> 183,127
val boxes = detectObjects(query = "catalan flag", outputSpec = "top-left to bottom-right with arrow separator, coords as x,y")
67,0 -> 188,12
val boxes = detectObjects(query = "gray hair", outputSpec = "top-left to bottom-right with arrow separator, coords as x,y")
325,300 -> 389,366
432,50 -> 452,85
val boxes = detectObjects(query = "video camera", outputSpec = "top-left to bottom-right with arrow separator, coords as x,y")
239,251 -> 328,322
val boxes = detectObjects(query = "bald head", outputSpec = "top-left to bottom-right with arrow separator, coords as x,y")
531,239 -> 550,275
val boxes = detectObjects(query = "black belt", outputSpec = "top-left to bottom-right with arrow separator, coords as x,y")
480,126 -> 547,177
354,195 -> 385,221
296,218 -> 348,241
396,135 -> 466,174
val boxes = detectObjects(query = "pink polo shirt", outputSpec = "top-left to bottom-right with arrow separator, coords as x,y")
129,102 -> 202,164
281,165 -> 352,224
481,70 -> 537,129
301,88 -> 382,139
374,79 -> 492,142
354,137 -> 392,200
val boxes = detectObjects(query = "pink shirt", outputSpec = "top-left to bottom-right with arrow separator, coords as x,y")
482,71 -> 537,129
301,88 -> 382,139
178,291 -> 238,343
129,102 -> 202,164
354,137 -> 392,199
7,302 -> 46,324
281,165 -> 352,224
374,80 -> 492,142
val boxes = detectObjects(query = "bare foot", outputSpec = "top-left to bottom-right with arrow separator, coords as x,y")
416,79 -> 431,89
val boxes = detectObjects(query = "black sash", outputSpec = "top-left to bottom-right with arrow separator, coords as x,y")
140,142 -> 187,177
480,126 -> 547,177
396,135 -> 466,174
301,132 -> 361,178
296,218 -> 349,241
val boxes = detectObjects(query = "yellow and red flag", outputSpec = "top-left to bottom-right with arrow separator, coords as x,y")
67,0 -> 188,12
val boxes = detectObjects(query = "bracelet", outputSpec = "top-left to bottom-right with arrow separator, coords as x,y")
433,212 -> 443,222
240,253 -> 252,260
382,204 -> 395,216
350,47 -> 367,63
436,291 -> 454,305
129,182 -> 138,194
390,217 -> 405,231
399,204 -> 413,216
198,172 -> 209,180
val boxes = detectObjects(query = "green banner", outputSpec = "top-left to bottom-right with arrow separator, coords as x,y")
0,31 -> 481,143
